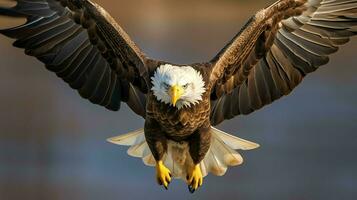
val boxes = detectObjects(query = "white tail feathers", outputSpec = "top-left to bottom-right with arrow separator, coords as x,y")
210,127 -> 260,150
107,127 -> 259,180
107,129 -> 156,166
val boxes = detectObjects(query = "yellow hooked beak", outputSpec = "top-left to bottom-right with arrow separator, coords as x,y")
169,85 -> 184,107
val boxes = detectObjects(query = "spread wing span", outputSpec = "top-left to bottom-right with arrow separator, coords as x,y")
210,0 -> 357,125
0,0 -> 149,117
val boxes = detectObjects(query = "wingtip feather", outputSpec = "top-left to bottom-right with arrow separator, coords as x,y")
0,7 -> 24,17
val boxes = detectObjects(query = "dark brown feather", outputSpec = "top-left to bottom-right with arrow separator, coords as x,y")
0,0 -> 154,116
210,0 -> 357,125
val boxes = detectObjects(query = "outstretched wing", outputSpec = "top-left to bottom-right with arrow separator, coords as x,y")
0,0 -> 150,117
209,0 -> 357,125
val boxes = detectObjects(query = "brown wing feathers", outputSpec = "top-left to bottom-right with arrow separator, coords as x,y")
210,0 -> 357,125
1,0 -> 356,123
0,0 -> 149,116
210,0 -> 308,98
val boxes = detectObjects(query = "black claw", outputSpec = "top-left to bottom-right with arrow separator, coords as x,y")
164,185 -> 168,190
188,185 -> 195,193
186,175 -> 189,180
169,173 -> 172,177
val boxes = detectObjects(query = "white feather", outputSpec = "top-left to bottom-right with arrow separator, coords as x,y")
143,154 -> 156,166
203,147 -> 228,176
210,134 -> 243,167
151,64 -> 206,109
107,127 -> 260,180
107,128 -> 145,146
127,141 -> 148,158
210,127 -> 260,150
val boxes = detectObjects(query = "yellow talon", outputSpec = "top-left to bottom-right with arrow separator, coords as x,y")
156,160 -> 172,190
187,164 -> 203,193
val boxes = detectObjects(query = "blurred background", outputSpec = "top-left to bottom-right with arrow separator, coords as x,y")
0,0 -> 357,199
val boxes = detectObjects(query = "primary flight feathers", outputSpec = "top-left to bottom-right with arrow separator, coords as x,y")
0,0 -> 149,117
1,0 -> 356,126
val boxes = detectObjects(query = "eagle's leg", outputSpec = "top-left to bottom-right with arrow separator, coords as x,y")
187,123 -> 211,193
144,118 -> 171,190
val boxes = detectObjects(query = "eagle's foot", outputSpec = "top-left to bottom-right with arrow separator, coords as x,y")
186,164 -> 203,193
156,160 -> 172,190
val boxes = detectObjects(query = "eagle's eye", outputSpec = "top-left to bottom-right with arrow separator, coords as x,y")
163,83 -> 170,90
183,83 -> 189,89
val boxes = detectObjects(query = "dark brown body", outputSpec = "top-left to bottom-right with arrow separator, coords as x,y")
144,64 -> 212,164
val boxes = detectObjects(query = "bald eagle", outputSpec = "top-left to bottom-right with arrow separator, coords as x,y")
1,0 -> 356,193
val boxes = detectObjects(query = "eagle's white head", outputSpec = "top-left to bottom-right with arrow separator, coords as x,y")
151,64 -> 206,109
